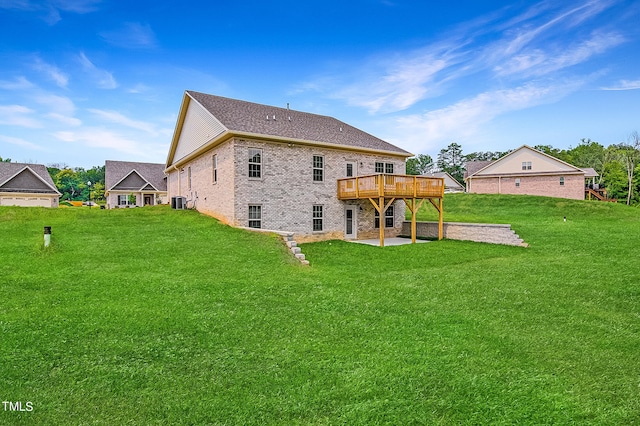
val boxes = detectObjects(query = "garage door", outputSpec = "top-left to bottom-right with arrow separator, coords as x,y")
0,197 -> 51,207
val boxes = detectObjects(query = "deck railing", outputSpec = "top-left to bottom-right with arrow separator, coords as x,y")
337,174 -> 444,199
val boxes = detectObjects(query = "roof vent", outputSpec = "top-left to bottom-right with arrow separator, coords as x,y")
266,115 -> 269,121
273,115 -> 276,121
340,126 -> 343,132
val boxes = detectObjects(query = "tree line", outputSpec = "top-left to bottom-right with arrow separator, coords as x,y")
406,132 -> 640,205
46,164 -> 106,202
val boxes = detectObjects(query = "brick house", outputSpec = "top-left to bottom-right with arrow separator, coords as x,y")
165,91 -> 444,243
465,145 -> 586,200
0,162 -> 61,207
105,160 -> 167,209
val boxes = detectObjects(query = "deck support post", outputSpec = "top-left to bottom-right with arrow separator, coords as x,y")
403,198 -> 426,244
438,197 -> 443,240
379,196 -> 385,247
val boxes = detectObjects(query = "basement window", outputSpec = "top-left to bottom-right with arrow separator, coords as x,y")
248,205 -> 262,228
313,205 -> 323,231
375,205 -> 394,228
560,176 -> 565,186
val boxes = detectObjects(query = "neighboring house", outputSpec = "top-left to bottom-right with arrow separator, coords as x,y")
165,91 -> 444,244
465,145 -> 586,200
424,172 -> 464,193
0,162 -> 61,207
105,160 -> 168,209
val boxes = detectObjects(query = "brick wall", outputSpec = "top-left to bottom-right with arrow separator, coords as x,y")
232,138 -> 406,242
167,137 -> 407,242
468,174 -> 584,200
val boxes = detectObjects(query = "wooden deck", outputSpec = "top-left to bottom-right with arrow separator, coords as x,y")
337,174 -> 445,246
337,174 -> 445,200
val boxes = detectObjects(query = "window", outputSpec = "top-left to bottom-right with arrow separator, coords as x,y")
118,195 -> 128,206
346,163 -> 354,177
560,176 -> 565,186
212,155 -> 218,183
248,205 -> 262,228
375,162 -> 394,174
515,178 -> 520,187
522,161 -> 532,170
313,155 -> 324,182
188,167 -> 192,190
375,205 -> 394,228
385,163 -> 394,174
249,148 -> 262,178
313,205 -> 323,231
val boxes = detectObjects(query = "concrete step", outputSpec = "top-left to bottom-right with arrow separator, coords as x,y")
295,253 -> 305,261
291,247 -> 301,255
286,241 -> 297,248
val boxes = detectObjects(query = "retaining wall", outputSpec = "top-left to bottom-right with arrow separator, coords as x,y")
402,221 -> 528,247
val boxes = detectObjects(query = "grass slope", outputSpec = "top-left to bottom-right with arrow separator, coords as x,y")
1,196 -> 638,425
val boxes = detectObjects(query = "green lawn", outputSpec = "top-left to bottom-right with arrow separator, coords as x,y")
1,194 -> 638,425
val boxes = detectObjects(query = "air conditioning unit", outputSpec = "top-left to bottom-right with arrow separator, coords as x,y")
172,196 -> 186,209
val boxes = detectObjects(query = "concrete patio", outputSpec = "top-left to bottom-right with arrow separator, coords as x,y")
348,237 -> 431,246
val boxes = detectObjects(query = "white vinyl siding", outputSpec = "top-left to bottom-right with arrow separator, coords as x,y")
173,101 -> 226,163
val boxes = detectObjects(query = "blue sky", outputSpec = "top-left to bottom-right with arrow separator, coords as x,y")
1,0 -> 639,169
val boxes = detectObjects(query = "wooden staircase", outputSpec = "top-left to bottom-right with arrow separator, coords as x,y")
585,188 -> 616,202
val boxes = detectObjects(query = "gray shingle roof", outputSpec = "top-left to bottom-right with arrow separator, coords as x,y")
464,160 -> 494,179
187,91 -> 411,156
0,162 -> 59,193
105,160 -> 167,191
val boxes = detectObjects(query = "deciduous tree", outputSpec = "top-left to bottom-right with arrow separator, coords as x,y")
406,154 -> 434,175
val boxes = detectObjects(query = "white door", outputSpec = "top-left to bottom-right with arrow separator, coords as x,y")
345,206 -> 357,239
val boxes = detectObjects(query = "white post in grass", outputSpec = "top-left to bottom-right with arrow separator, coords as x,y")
44,226 -> 51,247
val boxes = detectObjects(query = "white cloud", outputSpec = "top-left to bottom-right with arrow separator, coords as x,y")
53,128 -> 149,156
300,0 -> 623,114
48,112 -> 82,126
35,94 -> 75,114
99,22 -> 157,49
127,83 -> 151,94
78,52 -> 117,89
0,105 -> 42,128
388,80 -> 584,154
494,31 -> 625,78
0,0 -> 101,24
33,57 -> 69,88
0,134 -> 43,150
88,108 -> 156,133
600,80 -> 640,91
34,94 -> 81,126
0,76 -> 34,90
